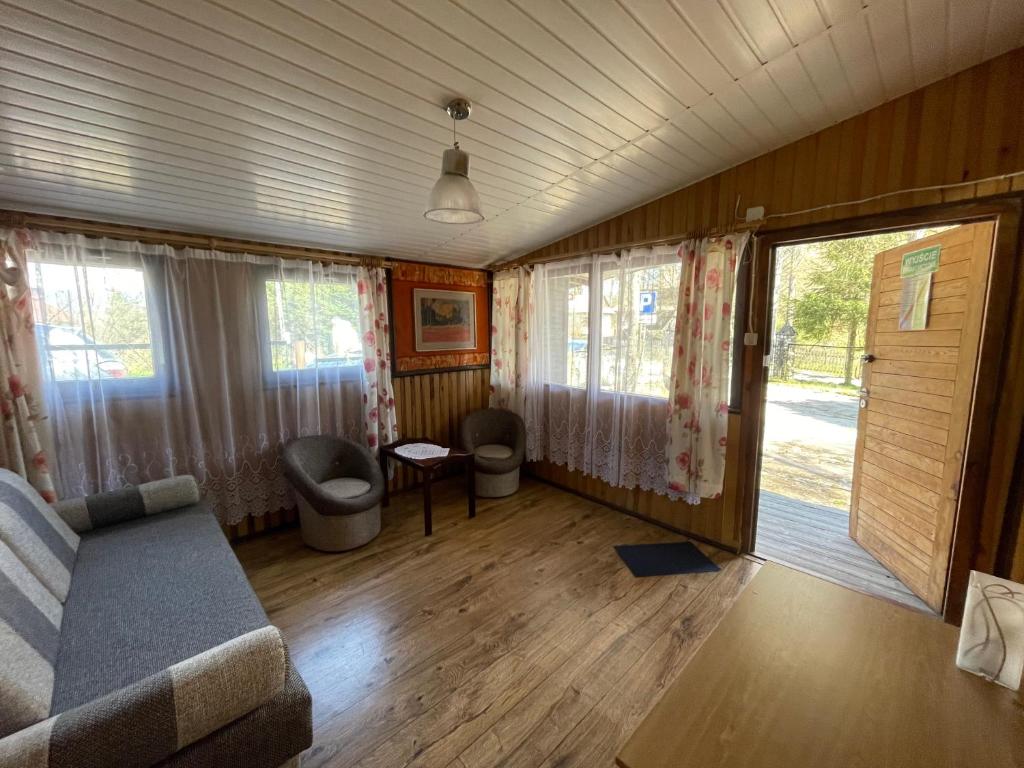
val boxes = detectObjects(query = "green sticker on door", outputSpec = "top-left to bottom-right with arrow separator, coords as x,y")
900,245 -> 941,277
899,245 -> 940,331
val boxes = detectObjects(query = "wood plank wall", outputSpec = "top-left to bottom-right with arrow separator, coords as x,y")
389,367 -> 491,491
512,48 -> 1024,559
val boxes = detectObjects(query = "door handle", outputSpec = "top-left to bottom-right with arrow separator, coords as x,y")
861,353 -> 876,363
859,387 -> 869,409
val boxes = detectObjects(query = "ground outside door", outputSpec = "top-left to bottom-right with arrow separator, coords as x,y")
849,222 -> 994,613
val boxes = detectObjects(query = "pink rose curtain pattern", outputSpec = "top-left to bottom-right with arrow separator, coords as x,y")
0,230 -> 56,501
666,233 -> 750,504
357,266 -> 398,453
488,268 -> 530,414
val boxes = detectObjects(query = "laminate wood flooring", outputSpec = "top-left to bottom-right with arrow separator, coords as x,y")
234,478 -> 759,768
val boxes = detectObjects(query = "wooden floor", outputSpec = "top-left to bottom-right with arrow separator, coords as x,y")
754,490 -> 929,613
235,477 -> 759,768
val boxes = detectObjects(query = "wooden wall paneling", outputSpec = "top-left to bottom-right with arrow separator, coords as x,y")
385,368 -> 490,495
967,203 -> 1024,578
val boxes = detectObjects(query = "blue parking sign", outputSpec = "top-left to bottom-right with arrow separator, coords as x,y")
639,290 -> 656,314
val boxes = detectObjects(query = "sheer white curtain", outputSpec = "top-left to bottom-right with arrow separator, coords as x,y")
24,230 -> 393,525
524,245 -> 683,495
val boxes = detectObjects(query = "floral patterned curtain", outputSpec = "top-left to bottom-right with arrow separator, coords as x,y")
0,230 -> 57,502
358,265 -> 398,453
489,268 -> 530,414
666,233 -> 750,504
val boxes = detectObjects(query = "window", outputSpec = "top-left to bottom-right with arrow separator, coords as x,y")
599,259 -> 680,399
539,246 -> 743,404
541,267 -> 590,388
29,259 -> 161,390
260,275 -> 361,377
541,253 -> 682,400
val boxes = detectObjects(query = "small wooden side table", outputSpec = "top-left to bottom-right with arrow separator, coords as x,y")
380,438 -> 476,536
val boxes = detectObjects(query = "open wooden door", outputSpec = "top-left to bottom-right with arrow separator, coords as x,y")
850,222 -> 994,612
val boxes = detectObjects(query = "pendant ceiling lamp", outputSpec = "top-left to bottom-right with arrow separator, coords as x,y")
424,98 -> 484,224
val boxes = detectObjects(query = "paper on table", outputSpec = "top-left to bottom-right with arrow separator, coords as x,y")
394,442 -> 450,460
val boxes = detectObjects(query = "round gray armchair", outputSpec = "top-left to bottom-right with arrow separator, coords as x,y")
283,435 -> 385,552
461,408 -> 526,498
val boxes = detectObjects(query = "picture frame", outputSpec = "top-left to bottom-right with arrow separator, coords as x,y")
413,288 -> 477,352
388,263 -> 490,376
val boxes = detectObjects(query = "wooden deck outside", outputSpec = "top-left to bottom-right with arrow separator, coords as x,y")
755,490 -> 929,613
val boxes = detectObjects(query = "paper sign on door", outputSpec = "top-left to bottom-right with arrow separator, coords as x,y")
899,245 -> 940,331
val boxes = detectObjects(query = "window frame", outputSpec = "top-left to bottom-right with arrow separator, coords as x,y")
28,250 -> 169,399
254,267 -> 363,387
540,261 -> 593,392
540,246 -> 746,406
594,252 -> 681,401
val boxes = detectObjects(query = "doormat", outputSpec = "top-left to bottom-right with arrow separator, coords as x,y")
614,541 -> 720,577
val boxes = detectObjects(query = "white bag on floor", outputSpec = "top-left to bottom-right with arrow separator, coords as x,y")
956,570 -> 1024,690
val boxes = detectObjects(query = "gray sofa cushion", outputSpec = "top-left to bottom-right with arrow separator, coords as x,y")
51,505 -> 269,713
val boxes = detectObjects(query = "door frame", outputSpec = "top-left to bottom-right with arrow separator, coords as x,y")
737,195 -> 1024,623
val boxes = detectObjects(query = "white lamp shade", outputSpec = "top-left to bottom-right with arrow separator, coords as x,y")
424,147 -> 483,224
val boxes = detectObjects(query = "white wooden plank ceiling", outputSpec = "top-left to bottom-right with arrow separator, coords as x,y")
1,1 -> 1021,266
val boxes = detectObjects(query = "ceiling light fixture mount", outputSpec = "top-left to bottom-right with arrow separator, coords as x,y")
424,98 -> 484,225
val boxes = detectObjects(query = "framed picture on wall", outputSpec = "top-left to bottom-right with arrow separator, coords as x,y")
389,263 -> 490,376
413,288 -> 477,351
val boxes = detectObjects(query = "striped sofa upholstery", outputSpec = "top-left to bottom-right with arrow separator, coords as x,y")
0,539 -> 63,735
0,469 -> 312,768
0,470 -> 79,602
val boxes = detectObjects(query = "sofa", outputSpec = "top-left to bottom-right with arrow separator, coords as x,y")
0,468 -> 311,768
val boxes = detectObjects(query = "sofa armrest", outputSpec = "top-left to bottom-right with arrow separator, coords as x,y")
0,626 -> 287,768
53,476 -> 201,533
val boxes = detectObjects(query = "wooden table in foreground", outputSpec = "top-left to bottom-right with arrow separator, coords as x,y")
617,563 -> 1024,768
380,437 -> 474,536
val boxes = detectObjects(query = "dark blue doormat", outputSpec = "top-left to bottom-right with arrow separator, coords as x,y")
614,541 -> 719,577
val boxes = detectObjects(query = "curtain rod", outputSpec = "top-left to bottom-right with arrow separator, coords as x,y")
0,210 -> 392,268
494,220 -> 762,270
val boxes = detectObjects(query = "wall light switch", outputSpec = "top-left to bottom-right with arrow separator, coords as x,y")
744,332 -> 758,346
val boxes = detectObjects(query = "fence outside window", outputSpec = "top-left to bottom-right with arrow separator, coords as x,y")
770,339 -> 864,385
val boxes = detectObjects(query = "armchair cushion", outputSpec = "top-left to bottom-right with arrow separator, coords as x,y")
321,478 -> 372,500
0,627 -> 286,768
52,476 -> 201,534
476,444 -> 514,461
